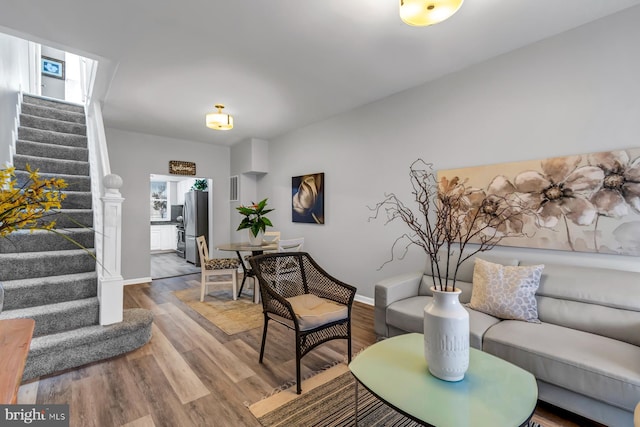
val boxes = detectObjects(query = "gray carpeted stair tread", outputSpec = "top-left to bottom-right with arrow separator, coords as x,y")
16,139 -> 89,162
0,248 -> 95,281
14,170 -> 91,192
20,114 -> 87,136
0,228 -> 94,253
23,94 -> 85,114
13,154 -> 89,176
18,127 -> 87,148
60,191 -> 92,210
23,308 -> 154,380
1,271 -> 97,310
0,297 -> 99,337
21,102 -> 86,124
37,209 -> 94,228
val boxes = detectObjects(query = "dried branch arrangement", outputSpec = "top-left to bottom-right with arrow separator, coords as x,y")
369,159 -> 534,291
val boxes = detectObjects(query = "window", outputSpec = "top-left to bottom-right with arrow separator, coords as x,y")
150,181 -> 169,221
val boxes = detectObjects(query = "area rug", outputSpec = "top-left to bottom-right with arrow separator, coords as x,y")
249,364 -> 544,427
172,286 -> 263,335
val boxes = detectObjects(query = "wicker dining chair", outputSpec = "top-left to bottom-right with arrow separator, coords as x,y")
249,252 -> 356,394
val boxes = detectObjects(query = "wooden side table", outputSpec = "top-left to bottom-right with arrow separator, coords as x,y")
0,318 -> 35,404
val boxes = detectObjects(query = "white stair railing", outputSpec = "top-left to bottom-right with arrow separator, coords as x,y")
85,90 -> 124,325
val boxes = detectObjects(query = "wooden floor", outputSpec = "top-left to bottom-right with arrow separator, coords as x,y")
150,251 -> 200,279
17,274 -> 604,427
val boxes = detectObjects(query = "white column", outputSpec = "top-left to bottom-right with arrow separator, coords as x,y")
99,174 -> 124,325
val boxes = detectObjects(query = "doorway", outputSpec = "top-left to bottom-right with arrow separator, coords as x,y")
149,173 -> 212,280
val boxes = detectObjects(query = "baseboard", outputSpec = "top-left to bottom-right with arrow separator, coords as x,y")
123,277 -> 151,286
355,294 -> 373,306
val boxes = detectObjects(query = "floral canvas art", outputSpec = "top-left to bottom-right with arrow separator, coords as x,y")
438,148 -> 640,255
292,173 -> 324,224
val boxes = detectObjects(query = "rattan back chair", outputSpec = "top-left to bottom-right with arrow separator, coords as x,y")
249,252 -> 356,394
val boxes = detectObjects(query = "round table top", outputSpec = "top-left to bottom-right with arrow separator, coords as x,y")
216,242 -> 278,252
349,333 -> 538,427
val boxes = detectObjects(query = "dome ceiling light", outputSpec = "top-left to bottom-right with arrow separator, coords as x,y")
206,104 -> 234,130
400,0 -> 464,26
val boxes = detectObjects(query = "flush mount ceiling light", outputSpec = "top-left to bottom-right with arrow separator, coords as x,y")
400,0 -> 464,26
206,104 -> 234,130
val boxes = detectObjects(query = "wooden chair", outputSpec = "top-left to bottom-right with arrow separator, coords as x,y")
240,231 -> 282,301
196,236 -> 239,302
249,252 -> 356,394
263,231 -> 281,247
277,237 -> 304,252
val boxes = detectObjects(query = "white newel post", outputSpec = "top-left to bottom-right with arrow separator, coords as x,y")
99,174 -> 125,325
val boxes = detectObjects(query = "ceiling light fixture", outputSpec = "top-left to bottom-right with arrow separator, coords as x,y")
400,0 -> 463,27
206,104 -> 234,130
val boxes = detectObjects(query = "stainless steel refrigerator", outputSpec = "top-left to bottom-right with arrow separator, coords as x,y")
184,191 -> 209,266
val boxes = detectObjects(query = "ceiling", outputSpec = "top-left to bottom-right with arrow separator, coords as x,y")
2,0 -> 640,146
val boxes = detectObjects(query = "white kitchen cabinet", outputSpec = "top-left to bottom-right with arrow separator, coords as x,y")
150,225 -> 177,251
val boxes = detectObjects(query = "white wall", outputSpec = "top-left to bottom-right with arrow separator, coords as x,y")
0,31 -> 29,166
257,7 -> 640,299
230,138 -> 269,242
107,128 -> 231,282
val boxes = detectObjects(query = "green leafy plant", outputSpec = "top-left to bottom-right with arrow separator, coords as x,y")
236,198 -> 274,237
191,179 -> 208,191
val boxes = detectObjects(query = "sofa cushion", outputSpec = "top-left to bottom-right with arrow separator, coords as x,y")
386,296 -> 501,349
534,263 -> 640,346
468,259 -> 544,323
483,320 -> 640,412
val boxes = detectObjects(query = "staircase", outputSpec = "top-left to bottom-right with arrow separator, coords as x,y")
0,94 -> 153,380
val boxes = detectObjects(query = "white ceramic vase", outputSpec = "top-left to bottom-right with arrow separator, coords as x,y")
248,229 -> 264,246
423,286 -> 469,381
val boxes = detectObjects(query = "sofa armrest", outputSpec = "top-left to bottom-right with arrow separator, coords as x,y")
374,271 -> 423,338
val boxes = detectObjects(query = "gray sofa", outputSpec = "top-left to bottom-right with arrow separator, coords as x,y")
374,252 -> 640,427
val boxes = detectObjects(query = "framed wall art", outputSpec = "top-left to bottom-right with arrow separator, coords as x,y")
438,148 -> 640,255
41,56 -> 65,80
292,173 -> 324,224
169,160 -> 196,176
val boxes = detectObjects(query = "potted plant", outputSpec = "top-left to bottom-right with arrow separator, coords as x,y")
236,198 -> 274,245
0,165 -> 68,312
370,159 -> 531,381
191,179 -> 208,191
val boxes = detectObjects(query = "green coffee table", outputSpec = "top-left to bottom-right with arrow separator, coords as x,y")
349,333 -> 538,427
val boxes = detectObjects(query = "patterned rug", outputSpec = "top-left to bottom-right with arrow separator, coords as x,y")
249,364 -> 543,427
172,286 -> 263,335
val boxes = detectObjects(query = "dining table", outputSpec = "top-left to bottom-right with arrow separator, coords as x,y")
216,242 -> 278,298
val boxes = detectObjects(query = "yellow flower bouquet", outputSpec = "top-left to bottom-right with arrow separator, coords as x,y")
0,164 -> 67,236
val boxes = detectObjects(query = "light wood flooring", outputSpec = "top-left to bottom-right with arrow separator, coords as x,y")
150,251 -> 200,279
17,274 -> 604,427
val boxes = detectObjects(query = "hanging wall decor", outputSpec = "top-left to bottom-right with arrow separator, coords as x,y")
41,56 -> 65,80
438,148 -> 640,255
292,173 -> 324,224
169,160 -> 196,176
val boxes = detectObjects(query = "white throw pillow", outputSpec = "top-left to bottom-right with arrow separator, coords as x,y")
468,258 -> 544,323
